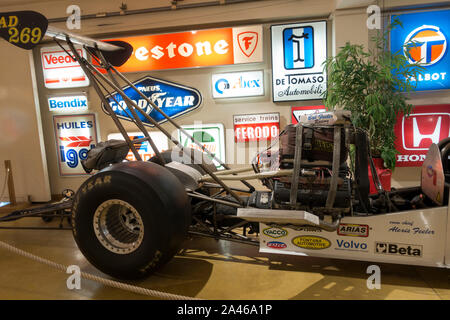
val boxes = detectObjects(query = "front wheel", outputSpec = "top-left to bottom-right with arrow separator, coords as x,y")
71,161 -> 191,280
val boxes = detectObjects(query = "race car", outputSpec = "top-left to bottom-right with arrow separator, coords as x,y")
2,11 -> 449,280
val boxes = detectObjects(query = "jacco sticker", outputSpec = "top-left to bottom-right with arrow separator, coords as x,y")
0,11 -> 48,50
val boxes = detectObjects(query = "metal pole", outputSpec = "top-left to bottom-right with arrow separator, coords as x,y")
4,160 -> 16,206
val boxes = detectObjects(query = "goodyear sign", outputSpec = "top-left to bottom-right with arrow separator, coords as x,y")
103,76 -> 202,126
390,9 -> 450,91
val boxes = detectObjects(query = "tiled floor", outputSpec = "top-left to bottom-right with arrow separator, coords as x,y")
0,213 -> 449,300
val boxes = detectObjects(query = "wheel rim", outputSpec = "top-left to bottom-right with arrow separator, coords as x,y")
93,199 -> 144,255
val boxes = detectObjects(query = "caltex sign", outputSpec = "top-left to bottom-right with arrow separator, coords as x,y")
178,123 -> 225,168
271,21 -> 327,101
390,9 -> 450,91
394,105 -> 450,167
103,76 -> 202,126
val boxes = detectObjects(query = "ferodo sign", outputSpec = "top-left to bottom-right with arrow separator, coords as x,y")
105,25 -> 263,73
233,113 -> 280,142
41,46 -> 90,89
178,123 -> 225,168
53,114 -> 98,176
390,9 -> 450,91
107,132 -> 169,162
103,76 -> 202,127
394,104 -> 450,167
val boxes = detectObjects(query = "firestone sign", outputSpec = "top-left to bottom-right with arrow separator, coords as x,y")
390,9 -> 450,91
103,76 -> 202,127
41,45 -> 90,89
106,25 -> 263,73
271,21 -> 327,101
394,105 -> 450,167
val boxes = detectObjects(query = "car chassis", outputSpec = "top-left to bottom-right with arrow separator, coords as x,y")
1,11 -> 450,279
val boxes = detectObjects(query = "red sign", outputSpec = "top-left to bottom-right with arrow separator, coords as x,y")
234,113 -> 280,142
103,25 -> 262,73
394,105 -> 450,167
291,106 -> 328,124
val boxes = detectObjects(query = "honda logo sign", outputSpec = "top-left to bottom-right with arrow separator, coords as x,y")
394,105 -> 450,167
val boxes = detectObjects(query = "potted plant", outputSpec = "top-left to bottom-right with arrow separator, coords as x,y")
322,18 -> 425,192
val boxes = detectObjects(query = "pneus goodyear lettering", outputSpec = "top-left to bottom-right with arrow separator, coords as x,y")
71,174 -> 112,237
0,11 -> 48,49
292,235 -> 331,250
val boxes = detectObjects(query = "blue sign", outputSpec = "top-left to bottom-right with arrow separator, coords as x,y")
283,26 -> 314,69
103,76 -> 202,126
390,9 -> 450,91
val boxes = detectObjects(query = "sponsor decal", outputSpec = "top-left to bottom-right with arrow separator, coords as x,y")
263,227 -> 288,239
41,46 -> 90,89
390,9 -> 450,91
387,220 -> 435,235
291,106 -> 327,124
48,94 -> 88,112
53,114 -> 98,176
337,223 -> 369,237
103,76 -> 202,127
107,132 -> 169,162
101,25 -> 263,73
212,70 -> 264,98
233,112 -> 279,142
291,235 -> 331,250
271,21 -> 327,101
267,241 -> 287,249
394,105 -> 450,167
335,239 -> 368,252
178,123 -> 225,168
375,242 -> 422,257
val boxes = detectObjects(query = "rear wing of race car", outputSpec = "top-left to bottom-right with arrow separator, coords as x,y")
0,10 -> 255,206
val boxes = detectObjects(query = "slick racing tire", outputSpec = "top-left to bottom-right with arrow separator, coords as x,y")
71,161 -> 191,280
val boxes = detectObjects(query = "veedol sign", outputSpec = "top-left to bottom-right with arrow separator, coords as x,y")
41,45 -> 90,89
394,104 -> 450,167
105,25 -> 263,73
271,21 -> 327,101
103,76 -> 202,127
212,70 -> 264,98
390,9 -> 450,91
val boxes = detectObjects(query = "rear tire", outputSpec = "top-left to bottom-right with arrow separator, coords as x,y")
71,161 -> 190,280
